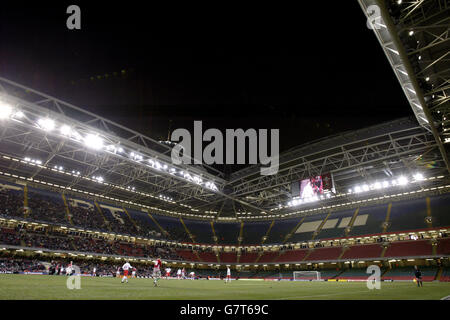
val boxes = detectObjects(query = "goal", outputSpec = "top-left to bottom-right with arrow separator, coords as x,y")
293,271 -> 321,281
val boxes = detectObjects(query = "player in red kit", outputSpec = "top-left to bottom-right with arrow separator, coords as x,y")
152,258 -> 162,287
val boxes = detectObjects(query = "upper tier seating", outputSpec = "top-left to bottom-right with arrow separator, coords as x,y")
28,188 -> 67,225
241,221 -> 272,245
183,219 -> 214,244
152,215 -> 190,242
0,186 -> 24,218
289,212 -> 329,243
314,209 -> 355,240
387,198 -> 428,232
213,222 -> 241,245
265,219 -> 295,244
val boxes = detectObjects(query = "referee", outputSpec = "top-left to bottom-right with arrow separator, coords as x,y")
414,266 -> 423,287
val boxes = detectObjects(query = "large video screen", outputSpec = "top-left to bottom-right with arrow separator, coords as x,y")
300,176 -> 324,199
296,173 -> 333,199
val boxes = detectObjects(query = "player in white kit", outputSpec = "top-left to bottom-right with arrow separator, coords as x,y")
121,261 -> 132,283
181,267 -> 186,279
92,267 -> 97,277
132,267 -> 136,278
189,271 -> 195,279
225,266 -> 231,283
165,267 -> 171,279
116,267 -> 121,278
177,268 -> 182,279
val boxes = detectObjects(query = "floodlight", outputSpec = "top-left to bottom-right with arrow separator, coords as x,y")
13,111 -> 24,119
413,173 -> 424,181
362,184 -> 370,192
354,186 -> 362,193
84,134 -> 104,150
397,176 -> 408,185
382,181 -> 389,188
0,101 -> 12,119
373,182 -> 382,190
60,125 -> 72,136
38,118 -> 55,131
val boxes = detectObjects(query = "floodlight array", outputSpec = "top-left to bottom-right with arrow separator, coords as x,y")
0,98 -> 220,194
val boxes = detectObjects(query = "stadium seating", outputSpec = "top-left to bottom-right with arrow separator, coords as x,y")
274,249 -> 309,263
436,237 -> 450,255
197,252 -> 218,263
28,188 -> 67,225
318,270 -> 340,279
124,208 -> 162,239
265,219 -> 296,244
213,222 -> 241,245
177,250 -> 199,262
440,267 -> 450,282
258,251 -> 279,263
241,221 -> 272,245
305,247 -> 342,261
348,204 -> 388,237
429,193 -> 450,228
183,219 -> 214,244
289,212 -> 329,243
387,198 -> 428,232
238,252 -> 259,263
335,268 -> 374,280
0,186 -> 24,219
382,267 -> 437,281
341,244 -> 383,260
219,252 -> 237,263
152,214 -> 190,242
314,209 -> 355,240
384,240 -> 432,257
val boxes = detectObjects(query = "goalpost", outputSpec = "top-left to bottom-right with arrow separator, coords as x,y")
293,271 -> 321,281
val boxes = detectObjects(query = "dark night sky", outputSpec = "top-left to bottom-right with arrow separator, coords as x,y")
0,1 -> 412,161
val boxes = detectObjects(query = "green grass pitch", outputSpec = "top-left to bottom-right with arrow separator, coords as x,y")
0,275 -> 449,300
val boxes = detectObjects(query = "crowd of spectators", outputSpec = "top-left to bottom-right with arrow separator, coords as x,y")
27,192 -> 67,225
0,258 -> 46,274
69,205 -> 107,231
0,189 -> 25,218
0,187 -> 186,242
0,225 -> 183,261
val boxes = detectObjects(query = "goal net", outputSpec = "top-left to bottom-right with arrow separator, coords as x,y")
293,271 -> 321,281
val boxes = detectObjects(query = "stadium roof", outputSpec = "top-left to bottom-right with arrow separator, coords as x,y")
1,76 -> 449,222
358,0 -> 450,171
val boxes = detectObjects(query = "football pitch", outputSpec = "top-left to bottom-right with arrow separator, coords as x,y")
0,275 -> 449,300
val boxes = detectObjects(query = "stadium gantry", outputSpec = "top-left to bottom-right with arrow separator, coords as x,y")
0,70 -> 449,222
